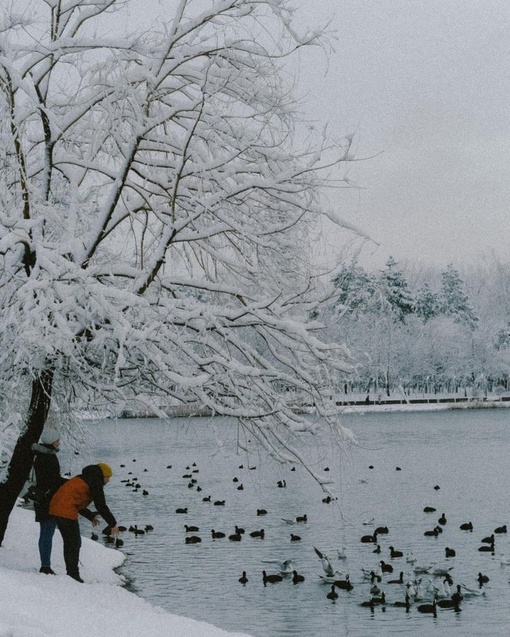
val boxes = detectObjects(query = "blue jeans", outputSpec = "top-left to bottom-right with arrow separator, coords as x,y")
38,517 -> 57,568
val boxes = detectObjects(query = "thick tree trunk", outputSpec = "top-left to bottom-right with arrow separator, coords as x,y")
0,370 -> 53,546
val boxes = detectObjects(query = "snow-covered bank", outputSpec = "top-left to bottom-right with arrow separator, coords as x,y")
341,398 -> 510,414
0,506 -> 251,637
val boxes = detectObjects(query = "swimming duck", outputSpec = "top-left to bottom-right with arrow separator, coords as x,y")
229,532 -> 242,542
417,594 -> 438,616
387,571 -> 404,584
185,535 -> 201,544
494,525 -> 507,534
262,571 -> 283,586
380,561 -> 393,574
445,547 -> 456,558
459,521 -> 473,531
423,506 -> 436,513
290,533 -> 301,542
389,546 -> 403,558
185,525 -> 200,533
296,514 -> 307,523
438,513 -> 447,525
326,585 -> 338,600
249,529 -> 265,539
175,508 -> 188,514
360,530 -> 378,543
211,530 -> 226,539
292,570 -> 305,584
257,509 -> 268,516
333,575 -> 353,591
481,533 -> 495,544
238,571 -> 248,585
477,572 -> 489,585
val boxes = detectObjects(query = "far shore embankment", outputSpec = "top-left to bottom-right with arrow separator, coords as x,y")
111,394 -> 510,419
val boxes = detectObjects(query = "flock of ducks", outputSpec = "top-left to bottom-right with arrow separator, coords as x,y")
97,456 -> 507,626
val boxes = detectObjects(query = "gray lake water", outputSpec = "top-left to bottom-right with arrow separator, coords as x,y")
79,408 -> 510,636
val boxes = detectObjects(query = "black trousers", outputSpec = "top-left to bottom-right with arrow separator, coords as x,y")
55,517 -> 82,579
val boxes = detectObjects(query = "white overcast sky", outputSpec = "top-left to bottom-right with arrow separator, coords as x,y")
292,0 -> 510,270
121,0 -> 510,271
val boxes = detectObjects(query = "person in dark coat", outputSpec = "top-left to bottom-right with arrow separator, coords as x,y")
31,426 -> 66,575
49,463 -> 119,582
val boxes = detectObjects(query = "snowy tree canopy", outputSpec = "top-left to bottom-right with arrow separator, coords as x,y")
0,0 -> 358,520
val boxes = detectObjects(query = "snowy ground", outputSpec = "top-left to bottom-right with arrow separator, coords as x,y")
0,505 -> 251,637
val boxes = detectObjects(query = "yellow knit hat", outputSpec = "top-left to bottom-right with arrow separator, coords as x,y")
97,463 -> 113,478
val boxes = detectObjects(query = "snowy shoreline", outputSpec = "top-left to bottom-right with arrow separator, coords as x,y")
0,506 -> 251,637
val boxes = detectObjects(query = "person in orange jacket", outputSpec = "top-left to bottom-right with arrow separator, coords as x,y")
49,463 -> 119,582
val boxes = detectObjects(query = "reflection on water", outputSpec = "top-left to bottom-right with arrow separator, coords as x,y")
80,409 -> 510,637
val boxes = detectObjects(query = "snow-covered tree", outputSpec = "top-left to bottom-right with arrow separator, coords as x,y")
415,282 -> 441,322
440,264 -> 478,329
331,262 -> 379,317
380,257 -> 414,322
0,0 -> 357,543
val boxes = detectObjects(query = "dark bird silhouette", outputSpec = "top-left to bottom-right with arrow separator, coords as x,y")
185,525 -> 199,533
262,571 -> 283,586
238,571 -> 248,584
115,538 -> 124,548
423,506 -> 436,513
175,508 -> 188,514
481,534 -> 495,544
292,570 -> 305,584
387,571 -> 404,584
235,525 -> 245,535
145,525 -> 154,531
374,526 -> 389,535
389,546 -> 403,558
211,530 -> 226,539
327,585 -> 338,600
417,595 -> 437,616
290,533 -> 301,542
460,521 -> 473,531
249,529 -> 265,539
494,525 -> 507,534
185,536 -> 201,544
229,532 -> 242,542
361,530 -> 378,543
380,561 -> 393,574
372,544 -> 381,554
257,509 -> 267,516
333,575 -> 353,591
438,513 -> 447,525
213,500 -> 225,506
445,547 -> 456,558
477,573 -> 489,586
296,514 -> 307,523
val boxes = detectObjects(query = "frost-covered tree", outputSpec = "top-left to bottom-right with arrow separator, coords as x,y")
380,257 -> 414,322
331,262 -> 379,317
415,282 -> 441,322
0,0 -> 356,543
440,264 -> 478,329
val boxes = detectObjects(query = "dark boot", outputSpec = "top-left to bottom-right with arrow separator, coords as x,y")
67,571 -> 84,583
39,566 -> 56,575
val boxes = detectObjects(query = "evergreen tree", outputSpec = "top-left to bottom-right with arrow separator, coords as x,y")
415,283 -> 441,322
331,263 -> 378,317
380,257 -> 415,322
440,264 -> 478,329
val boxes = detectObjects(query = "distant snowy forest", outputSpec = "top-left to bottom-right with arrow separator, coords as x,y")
315,255 -> 510,399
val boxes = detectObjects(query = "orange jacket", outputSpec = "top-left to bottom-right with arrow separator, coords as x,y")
49,476 -> 91,520
49,465 -> 117,527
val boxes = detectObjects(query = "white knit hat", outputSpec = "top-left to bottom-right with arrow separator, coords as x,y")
40,426 -> 60,445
